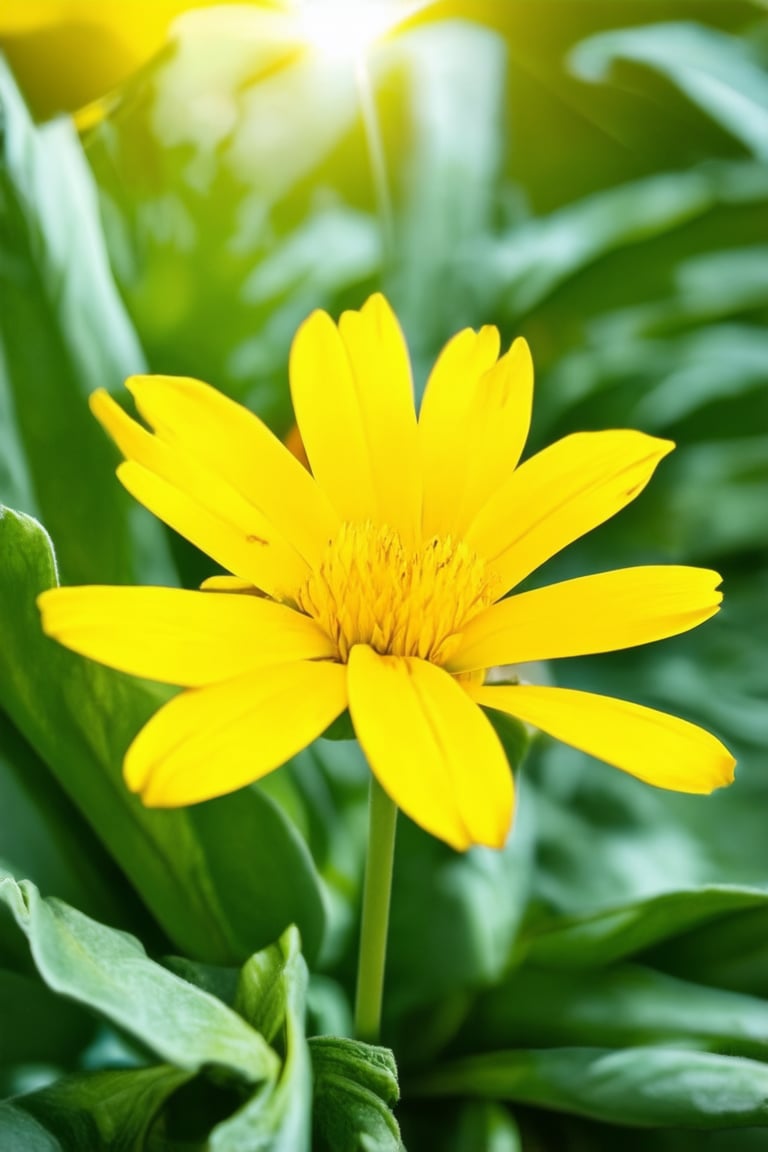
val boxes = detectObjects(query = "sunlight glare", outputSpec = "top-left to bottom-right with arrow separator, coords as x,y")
296,0 -> 404,61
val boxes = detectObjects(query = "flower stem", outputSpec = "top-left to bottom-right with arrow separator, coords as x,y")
354,774 -> 398,1043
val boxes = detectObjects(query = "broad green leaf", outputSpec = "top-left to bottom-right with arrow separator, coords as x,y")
571,23 -> 768,159
411,1045 -> 768,1128
10,1065 -> 192,1152
524,886 -> 768,970
209,927 -> 311,1152
0,58 -> 158,586
461,963 -> 768,1059
0,875 -> 278,1084
0,505 -> 326,963
310,1036 -> 400,1152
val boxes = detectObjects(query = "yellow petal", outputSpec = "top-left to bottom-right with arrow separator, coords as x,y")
91,390 -> 307,599
290,295 -> 419,537
419,325 -> 501,537
338,294 -> 420,539
473,683 -> 735,794
455,338 -> 534,532
347,646 -> 513,851
450,566 -> 723,673
38,585 -> 334,686
125,374 -> 337,568
126,660 -> 348,806
465,430 -> 675,596
420,333 -> 533,538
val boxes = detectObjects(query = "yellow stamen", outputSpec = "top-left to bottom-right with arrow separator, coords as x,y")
297,521 -> 496,664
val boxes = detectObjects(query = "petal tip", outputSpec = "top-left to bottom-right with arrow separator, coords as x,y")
88,387 -> 116,422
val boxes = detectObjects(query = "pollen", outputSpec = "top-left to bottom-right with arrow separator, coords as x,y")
296,521 -> 497,664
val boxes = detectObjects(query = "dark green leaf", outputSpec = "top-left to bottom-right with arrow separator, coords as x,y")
410,1045 -> 768,1128
0,968 -> 95,1067
0,710 -> 138,928
524,886 -> 768,970
460,963 -> 768,1059
11,1065 -> 192,1152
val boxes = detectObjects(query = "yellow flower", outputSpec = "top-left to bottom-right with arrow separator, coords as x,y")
38,295 -> 735,851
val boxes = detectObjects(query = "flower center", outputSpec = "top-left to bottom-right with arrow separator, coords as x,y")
297,521 -> 496,664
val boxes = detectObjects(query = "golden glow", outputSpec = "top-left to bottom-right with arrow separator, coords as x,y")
296,521 -> 496,663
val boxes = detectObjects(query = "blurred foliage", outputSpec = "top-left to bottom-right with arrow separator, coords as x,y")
1,0 -> 768,1148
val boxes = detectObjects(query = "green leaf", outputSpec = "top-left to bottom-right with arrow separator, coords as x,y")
0,1103 -> 63,1152
0,504 -> 326,964
209,927 -> 312,1152
10,1065 -> 192,1152
571,22 -> 768,159
0,874 -> 278,1084
523,886 -> 768,970
0,58 -> 164,586
310,1036 -> 400,1152
410,1045 -> 768,1129
461,963 -> 768,1059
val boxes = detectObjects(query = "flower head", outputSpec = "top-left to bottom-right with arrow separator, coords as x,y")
39,294 -> 735,851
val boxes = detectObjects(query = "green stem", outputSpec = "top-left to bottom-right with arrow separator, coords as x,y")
354,774 -> 398,1042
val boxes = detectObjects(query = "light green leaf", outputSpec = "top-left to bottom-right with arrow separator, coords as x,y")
0,58 -> 165,586
0,504 -> 326,964
0,875 -> 278,1084
571,22 -> 768,158
209,927 -> 311,1152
